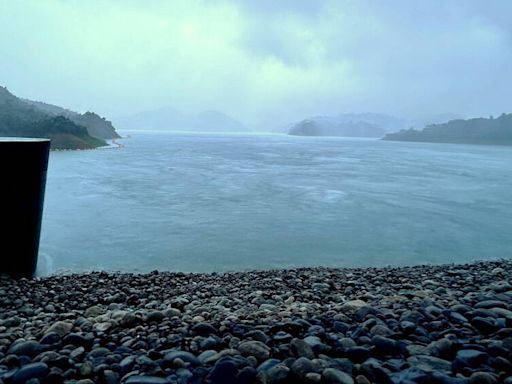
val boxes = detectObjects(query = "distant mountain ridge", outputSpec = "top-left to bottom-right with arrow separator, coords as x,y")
114,107 -> 250,132
0,86 -> 119,149
383,113 -> 512,145
288,113 -> 408,137
23,99 -> 120,140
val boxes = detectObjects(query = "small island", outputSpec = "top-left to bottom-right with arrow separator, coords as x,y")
0,86 -> 120,150
383,113 -> 512,145
286,113 -> 408,138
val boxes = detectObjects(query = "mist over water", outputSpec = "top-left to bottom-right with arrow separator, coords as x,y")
38,132 -> 512,275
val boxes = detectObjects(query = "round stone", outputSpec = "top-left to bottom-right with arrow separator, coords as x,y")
238,340 -> 270,361
469,372 -> 498,384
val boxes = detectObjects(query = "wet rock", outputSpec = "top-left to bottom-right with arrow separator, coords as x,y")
125,376 -> 170,384
333,321 -> 350,334
238,341 -> 270,361
264,363 -> 290,383
340,300 -> 367,313
291,357 -> 317,377
84,305 -> 103,317
76,379 -> 95,384
355,375 -> 371,384
191,322 -> 217,336
164,350 -> 201,365
146,311 -> 165,323
370,324 -> 393,337
406,344 -> 429,356
39,332 -> 61,345
11,362 -> 49,384
346,347 -> 369,364
120,312 -> 142,327
200,336 -> 221,350
399,321 -> 416,334
471,317 -> 498,334
322,368 -> 354,384
69,346 -> 86,360
80,361 -> 93,376
207,358 -> 238,384
312,283 -> 330,292
453,349 -> 489,372
63,333 -> 93,348
237,366 -> 257,383
257,358 -> 281,373
475,300 -> 507,309
246,330 -> 269,343
449,311 -> 468,323
45,321 -> 72,337
7,341 -> 42,357
1,260 -> 512,383
305,372 -> 322,383
290,338 -> 315,359
488,281 -> 512,293
407,355 -> 451,373
338,338 -> 357,349
490,307 -> 512,320
371,336 -> 398,355
94,322 -> 112,332
100,369 -> 118,384
163,307 -> 181,318
89,347 -> 111,358
259,304 -> 277,312
469,372 -> 498,384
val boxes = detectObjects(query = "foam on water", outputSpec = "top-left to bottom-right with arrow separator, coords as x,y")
37,252 -> 54,275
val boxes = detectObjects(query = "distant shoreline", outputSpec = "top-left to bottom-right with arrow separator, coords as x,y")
383,137 -> 512,146
110,138 -> 125,148
52,137 -> 126,152
383,113 -> 512,146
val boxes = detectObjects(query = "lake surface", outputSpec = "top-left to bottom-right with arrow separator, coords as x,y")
38,132 -> 512,275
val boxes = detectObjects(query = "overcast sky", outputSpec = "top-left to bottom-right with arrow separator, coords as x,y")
1,0 -> 511,128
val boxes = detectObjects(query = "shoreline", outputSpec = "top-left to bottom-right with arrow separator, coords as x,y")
51,136 -> 126,152
35,258 -> 509,277
108,138 -> 125,149
1,260 -> 511,383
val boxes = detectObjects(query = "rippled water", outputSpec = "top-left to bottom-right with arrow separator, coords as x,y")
38,132 -> 512,275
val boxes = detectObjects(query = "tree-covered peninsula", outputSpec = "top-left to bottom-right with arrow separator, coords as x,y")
0,86 -> 119,150
383,113 -> 512,145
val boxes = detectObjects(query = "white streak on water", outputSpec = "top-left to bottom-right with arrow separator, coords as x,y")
39,252 -> 54,275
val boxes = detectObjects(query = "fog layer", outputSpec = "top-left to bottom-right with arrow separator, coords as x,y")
1,0 -> 511,128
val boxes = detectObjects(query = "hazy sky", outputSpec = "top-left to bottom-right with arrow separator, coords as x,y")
1,0 -> 511,128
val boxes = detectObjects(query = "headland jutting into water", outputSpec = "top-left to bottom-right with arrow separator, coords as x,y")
1,260 -> 511,383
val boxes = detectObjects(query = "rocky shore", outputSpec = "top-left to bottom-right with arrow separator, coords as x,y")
1,260 -> 512,384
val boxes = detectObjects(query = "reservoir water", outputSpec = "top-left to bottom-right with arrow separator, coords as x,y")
38,132 -> 512,275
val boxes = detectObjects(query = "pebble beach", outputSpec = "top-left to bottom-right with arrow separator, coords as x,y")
1,260 -> 512,384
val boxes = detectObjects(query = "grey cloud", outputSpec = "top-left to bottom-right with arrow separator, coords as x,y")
236,0 -> 512,119
1,0 -> 511,128
235,0 -> 326,18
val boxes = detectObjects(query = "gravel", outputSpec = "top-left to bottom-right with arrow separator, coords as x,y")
1,260 -> 512,383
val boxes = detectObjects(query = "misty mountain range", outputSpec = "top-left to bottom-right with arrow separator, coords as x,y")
288,113 -> 407,137
114,108 -> 251,133
22,99 -> 120,140
115,108 -> 468,138
0,86 -> 119,149
286,113 -> 466,138
5,84 -> 496,147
